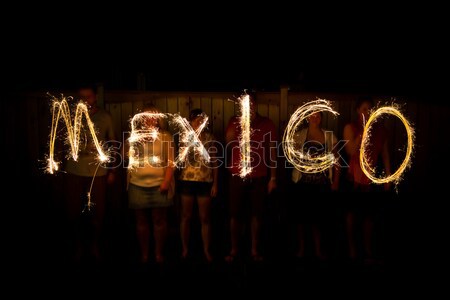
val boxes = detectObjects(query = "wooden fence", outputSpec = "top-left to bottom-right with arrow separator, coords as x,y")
102,88 -> 367,141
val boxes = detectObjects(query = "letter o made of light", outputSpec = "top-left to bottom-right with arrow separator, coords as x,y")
360,106 -> 414,184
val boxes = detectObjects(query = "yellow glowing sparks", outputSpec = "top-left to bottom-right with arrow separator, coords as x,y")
150,155 -> 161,164
127,112 -> 167,170
46,95 -> 109,174
238,94 -> 252,177
360,105 -> 414,184
283,99 -> 339,174
84,163 -> 102,212
172,114 -> 210,166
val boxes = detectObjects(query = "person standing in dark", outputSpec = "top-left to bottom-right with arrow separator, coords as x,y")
290,112 -> 340,260
178,109 -> 218,262
343,97 -> 391,262
127,105 -> 175,264
225,92 -> 277,262
64,85 -> 116,263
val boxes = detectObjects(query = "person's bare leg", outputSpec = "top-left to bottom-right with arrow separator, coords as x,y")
312,225 -> 325,260
135,209 -> 150,263
226,217 -> 240,262
180,195 -> 194,259
296,224 -> 305,258
198,195 -> 212,262
226,177 -> 242,262
363,216 -> 374,260
251,216 -> 262,260
346,211 -> 357,259
152,207 -> 168,263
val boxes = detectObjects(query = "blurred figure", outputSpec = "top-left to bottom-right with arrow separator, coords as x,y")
343,97 -> 391,263
291,112 -> 339,260
178,109 -> 218,262
225,92 -> 277,262
64,85 -> 116,263
127,105 -> 175,264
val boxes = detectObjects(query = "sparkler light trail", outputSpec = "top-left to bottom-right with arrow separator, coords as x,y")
46,95 -> 111,212
360,105 -> 414,184
238,94 -> 252,177
46,95 -> 109,174
171,114 -> 210,166
83,163 -> 101,212
127,111 -> 167,170
282,99 -> 339,173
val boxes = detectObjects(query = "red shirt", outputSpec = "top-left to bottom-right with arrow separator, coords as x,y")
226,115 -> 277,178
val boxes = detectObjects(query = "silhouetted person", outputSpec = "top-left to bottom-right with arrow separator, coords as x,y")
291,112 -> 340,260
178,109 -> 218,262
127,105 -> 175,264
343,97 -> 391,263
225,92 -> 277,262
64,85 -> 116,263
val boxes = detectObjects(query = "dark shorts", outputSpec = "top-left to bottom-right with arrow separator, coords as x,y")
229,176 -> 266,220
128,183 -> 172,209
178,180 -> 212,197
290,181 -> 331,225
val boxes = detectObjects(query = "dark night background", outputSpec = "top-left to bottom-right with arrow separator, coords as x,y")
3,14 -> 449,293
5,47 -> 443,96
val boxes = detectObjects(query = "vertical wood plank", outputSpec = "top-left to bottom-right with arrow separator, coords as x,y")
178,96 -> 190,118
223,98 -> 236,135
212,97 -> 224,140
97,84 -> 104,108
257,103 -> 269,117
121,102 -> 133,134
201,97 -> 213,132
201,97 -> 212,119
167,97 -> 178,114
190,96 -> 201,111
288,104 -> 295,117
109,103 -> 122,141
321,99 -> 330,130
154,97 -> 167,113
328,97 -> 339,136
280,85 -> 288,124
132,101 -> 144,114
269,104 -> 280,133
